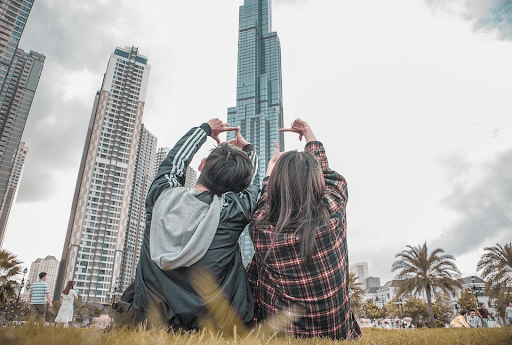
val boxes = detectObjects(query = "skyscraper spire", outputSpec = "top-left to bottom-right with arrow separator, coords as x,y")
227,0 -> 284,264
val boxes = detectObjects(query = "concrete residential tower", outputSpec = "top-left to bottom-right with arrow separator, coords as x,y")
55,47 -> 151,303
227,0 -> 284,264
0,1 -> 41,247
118,124 -> 157,292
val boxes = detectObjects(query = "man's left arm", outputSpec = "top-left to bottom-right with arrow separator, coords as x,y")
146,123 -> 210,210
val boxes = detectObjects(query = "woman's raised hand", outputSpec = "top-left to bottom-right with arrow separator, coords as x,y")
279,118 -> 316,142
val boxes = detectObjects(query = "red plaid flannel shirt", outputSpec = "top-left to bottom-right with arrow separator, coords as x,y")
247,141 -> 361,340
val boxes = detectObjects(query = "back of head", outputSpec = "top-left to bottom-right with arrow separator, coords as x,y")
63,280 -> 74,295
460,310 -> 467,316
265,151 -> 327,259
39,272 -> 47,280
197,143 -> 254,196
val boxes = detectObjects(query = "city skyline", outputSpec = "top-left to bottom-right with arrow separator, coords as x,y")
2,0 -> 512,286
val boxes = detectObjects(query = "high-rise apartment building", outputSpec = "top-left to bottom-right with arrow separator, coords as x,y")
0,0 -> 35,89
0,142 -> 27,246
0,49 -> 44,248
227,0 -> 284,265
21,255 -> 59,302
0,1 -> 41,248
119,124 -> 157,291
350,262 -> 369,289
55,47 -> 151,303
154,146 -> 197,189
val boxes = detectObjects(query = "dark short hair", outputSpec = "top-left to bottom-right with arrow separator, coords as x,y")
39,272 -> 47,279
197,143 -> 254,196
469,309 -> 475,313
460,310 -> 467,316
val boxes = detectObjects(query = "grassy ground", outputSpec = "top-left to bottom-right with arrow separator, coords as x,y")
1,324 -> 511,345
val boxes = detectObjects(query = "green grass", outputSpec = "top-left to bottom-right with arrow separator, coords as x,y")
1,323 -> 511,345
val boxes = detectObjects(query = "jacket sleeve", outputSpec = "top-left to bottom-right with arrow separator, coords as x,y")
146,123 -> 211,209
305,141 -> 348,221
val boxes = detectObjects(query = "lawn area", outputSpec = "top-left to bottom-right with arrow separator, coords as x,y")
1,323 -> 511,345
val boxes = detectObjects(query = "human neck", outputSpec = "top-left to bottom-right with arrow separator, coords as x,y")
194,183 -> 210,193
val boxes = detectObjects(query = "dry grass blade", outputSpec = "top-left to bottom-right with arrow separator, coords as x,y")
190,266 -> 251,337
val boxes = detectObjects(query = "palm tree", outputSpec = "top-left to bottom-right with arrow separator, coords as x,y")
477,243 -> 512,298
0,250 -> 22,305
391,242 -> 462,328
349,272 -> 364,316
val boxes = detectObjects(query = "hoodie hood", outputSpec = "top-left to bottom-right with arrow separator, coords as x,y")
150,187 -> 222,271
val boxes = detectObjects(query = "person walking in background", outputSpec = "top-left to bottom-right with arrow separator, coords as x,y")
506,302 -> 512,326
55,281 -> 78,327
478,302 -> 490,327
450,310 -> 471,328
29,272 -> 53,322
247,118 -> 361,340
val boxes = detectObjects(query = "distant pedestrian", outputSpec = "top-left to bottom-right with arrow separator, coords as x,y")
29,272 -> 53,322
450,310 -> 471,328
506,302 -> 512,326
466,309 -> 482,328
55,281 -> 78,327
478,303 -> 490,327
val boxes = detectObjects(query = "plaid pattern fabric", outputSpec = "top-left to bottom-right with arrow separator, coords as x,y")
247,141 -> 361,340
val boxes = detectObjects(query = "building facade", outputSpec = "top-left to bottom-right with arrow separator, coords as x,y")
365,276 -> 381,289
118,124 -> 157,291
22,255 -> 59,302
0,1 -> 40,242
0,49 -> 44,248
54,47 -> 151,303
154,146 -> 197,189
0,0 -> 35,90
350,262 -> 369,289
0,141 -> 27,246
227,0 -> 284,265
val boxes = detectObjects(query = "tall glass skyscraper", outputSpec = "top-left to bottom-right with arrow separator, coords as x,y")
55,47 -> 153,303
227,0 -> 284,265
0,0 -> 40,248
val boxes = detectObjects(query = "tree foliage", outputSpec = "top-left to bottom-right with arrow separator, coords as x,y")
457,288 -> 478,314
477,243 -> 512,299
392,242 -> 462,328
362,300 -> 384,319
403,297 -> 428,327
0,250 -> 23,321
348,272 -> 364,317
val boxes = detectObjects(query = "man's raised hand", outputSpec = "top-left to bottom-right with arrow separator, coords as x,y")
226,128 -> 250,149
207,118 -> 239,145
279,118 -> 316,142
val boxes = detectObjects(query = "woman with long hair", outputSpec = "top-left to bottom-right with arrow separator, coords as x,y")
247,118 -> 361,340
55,281 -> 78,327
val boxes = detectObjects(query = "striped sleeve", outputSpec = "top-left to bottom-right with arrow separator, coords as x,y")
146,124 -> 210,209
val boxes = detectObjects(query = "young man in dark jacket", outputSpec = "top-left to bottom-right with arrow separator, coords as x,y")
132,118 -> 259,330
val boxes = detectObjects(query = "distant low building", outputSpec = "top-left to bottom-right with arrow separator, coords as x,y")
375,280 -> 401,307
366,276 -> 380,289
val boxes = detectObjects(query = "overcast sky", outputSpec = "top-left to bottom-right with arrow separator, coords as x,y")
3,0 -> 512,285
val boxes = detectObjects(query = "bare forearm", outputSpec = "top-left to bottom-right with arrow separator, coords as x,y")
303,127 -> 316,143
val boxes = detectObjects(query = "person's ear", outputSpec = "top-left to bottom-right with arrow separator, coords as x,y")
198,158 -> 206,172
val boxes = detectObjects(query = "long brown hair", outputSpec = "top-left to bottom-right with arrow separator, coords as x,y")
62,281 -> 73,295
263,151 -> 328,261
